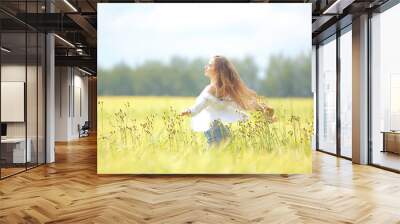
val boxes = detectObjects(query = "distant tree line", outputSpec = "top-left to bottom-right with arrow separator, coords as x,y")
98,53 -> 311,97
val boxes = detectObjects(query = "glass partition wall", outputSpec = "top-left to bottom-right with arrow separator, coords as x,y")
339,27 -> 352,159
370,3 -> 400,171
0,2 -> 46,179
316,27 -> 353,159
317,35 -> 337,155
0,31 -> 27,177
315,0 -> 400,172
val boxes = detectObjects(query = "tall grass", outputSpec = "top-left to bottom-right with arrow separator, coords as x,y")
97,96 -> 313,174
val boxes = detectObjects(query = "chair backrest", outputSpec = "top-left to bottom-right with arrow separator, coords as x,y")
82,121 -> 90,129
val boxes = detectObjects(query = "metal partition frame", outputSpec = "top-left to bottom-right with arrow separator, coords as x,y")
315,24 -> 352,160
0,1 -> 48,180
315,0 -> 400,173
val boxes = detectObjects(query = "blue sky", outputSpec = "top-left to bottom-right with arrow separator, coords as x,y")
98,3 -> 311,75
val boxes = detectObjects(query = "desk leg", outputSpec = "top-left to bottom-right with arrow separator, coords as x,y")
382,133 -> 386,153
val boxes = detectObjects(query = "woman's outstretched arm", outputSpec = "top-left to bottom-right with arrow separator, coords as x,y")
180,89 -> 211,116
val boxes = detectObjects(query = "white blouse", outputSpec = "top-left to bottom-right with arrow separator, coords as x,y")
186,85 -> 250,132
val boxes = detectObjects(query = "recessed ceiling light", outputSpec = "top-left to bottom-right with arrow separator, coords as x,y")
322,0 -> 354,15
63,0 -> 78,12
1,47 -> 11,53
78,67 -> 93,76
54,34 -> 75,48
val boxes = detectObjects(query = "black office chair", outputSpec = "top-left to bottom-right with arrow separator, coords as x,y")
79,121 -> 90,138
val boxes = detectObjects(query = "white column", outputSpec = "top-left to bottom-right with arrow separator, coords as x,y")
352,14 -> 369,164
46,1 -> 55,163
312,45 -> 317,150
46,33 -> 55,163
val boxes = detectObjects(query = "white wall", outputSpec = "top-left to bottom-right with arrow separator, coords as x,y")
1,66 -> 26,134
1,65 -> 35,138
1,64 -> 46,164
71,72 -> 89,138
55,67 -> 70,141
55,67 -> 89,141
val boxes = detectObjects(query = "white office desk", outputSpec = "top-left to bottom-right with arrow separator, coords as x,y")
1,138 -> 31,163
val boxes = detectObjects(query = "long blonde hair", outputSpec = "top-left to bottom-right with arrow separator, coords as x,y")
212,55 -> 259,110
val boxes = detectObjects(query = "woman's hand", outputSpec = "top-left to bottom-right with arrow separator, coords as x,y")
258,103 -> 277,122
180,110 -> 191,116
265,108 -> 277,122
256,102 -> 268,113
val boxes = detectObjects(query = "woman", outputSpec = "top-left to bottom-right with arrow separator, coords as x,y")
180,55 -> 275,146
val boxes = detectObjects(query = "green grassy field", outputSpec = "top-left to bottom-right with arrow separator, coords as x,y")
97,96 -> 313,174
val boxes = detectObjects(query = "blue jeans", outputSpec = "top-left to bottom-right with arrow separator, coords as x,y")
204,120 -> 231,146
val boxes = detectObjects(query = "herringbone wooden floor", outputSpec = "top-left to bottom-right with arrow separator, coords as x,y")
1,134 -> 400,224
